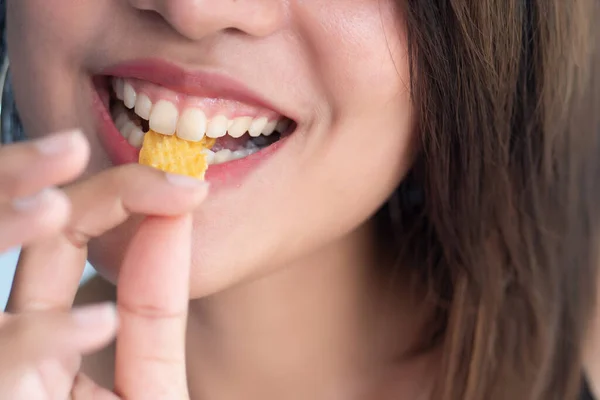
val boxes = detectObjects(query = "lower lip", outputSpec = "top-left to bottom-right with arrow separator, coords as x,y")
92,78 -> 288,185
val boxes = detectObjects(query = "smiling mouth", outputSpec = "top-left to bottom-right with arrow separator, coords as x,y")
107,77 -> 295,166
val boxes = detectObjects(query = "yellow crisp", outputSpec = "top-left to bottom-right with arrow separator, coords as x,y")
139,130 -> 216,179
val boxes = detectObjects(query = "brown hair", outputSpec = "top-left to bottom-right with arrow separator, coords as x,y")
385,1 -> 600,398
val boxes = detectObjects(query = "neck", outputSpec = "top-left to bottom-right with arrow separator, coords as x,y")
186,222 -> 438,400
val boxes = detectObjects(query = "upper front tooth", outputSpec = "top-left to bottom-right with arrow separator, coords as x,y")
228,116 -> 252,138
207,115 -> 228,138
134,94 -> 153,120
262,120 -> 277,136
249,117 -> 268,137
123,82 -> 137,109
149,100 -> 179,135
177,108 -> 207,142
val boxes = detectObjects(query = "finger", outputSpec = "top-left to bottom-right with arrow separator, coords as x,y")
0,188 -> 70,253
114,215 -> 192,400
0,130 -> 89,199
0,303 -> 117,368
7,166 -> 208,313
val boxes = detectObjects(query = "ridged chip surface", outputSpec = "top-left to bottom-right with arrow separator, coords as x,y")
139,130 -> 216,179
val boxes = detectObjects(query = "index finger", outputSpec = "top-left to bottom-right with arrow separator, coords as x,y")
7,165 -> 208,313
114,214 -> 192,400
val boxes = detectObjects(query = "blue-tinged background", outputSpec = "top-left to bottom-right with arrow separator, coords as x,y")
0,249 -> 95,310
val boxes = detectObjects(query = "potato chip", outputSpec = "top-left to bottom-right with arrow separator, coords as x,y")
139,130 -> 216,179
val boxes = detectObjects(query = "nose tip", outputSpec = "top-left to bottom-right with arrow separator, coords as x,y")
128,0 -> 285,40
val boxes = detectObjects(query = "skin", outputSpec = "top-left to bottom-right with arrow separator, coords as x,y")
1,0 -> 441,399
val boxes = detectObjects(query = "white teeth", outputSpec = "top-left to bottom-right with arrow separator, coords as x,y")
263,120 -> 277,136
245,140 -> 259,150
276,119 -> 291,133
203,149 -> 216,165
177,108 -> 207,142
114,79 -> 125,101
128,127 -> 145,148
231,149 -> 249,160
249,117 -> 268,138
120,121 -> 137,139
112,98 -> 269,162
207,115 -> 228,138
112,77 -> 291,155
123,82 -> 137,109
228,116 -> 252,138
114,113 -> 129,131
214,149 -> 233,164
134,94 -> 153,120
206,147 -> 258,165
149,100 -> 179,135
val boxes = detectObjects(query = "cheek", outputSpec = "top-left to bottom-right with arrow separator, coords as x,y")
296,0 -> 414,197
6,2 -> 79,137
274,0 -> 415,258
6,1 -> 112,172
7,0 -> 104,56
294,0 -> 409,112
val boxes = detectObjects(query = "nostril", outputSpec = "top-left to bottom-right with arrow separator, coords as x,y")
136,8 -> 168,27
128,0 -> 285,42
223,27 -> 246,36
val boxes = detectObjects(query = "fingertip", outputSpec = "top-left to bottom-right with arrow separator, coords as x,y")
71,128 -> 91,158
164,174 -> 210,205
62,129 -> 91,172
32,129 -> 90,181
10,187 -> 71,237
33,129 -> 88,156
70,302 -> 119,352
36,187 -> 72,227
165,172 -> 210,190
13,186 -> 69,211
72,302 -> 118,330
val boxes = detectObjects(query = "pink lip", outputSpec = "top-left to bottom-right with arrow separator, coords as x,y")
91,59 -> 294,185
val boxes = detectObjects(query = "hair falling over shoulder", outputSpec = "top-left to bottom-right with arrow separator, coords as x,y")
385,1 -> 600,399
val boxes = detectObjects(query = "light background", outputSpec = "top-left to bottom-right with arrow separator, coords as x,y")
0,249 -> 96,310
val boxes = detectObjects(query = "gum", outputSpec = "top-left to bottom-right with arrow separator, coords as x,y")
117,77 -> 282,121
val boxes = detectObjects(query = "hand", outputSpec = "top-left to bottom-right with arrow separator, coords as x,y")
1,130 -> 207,399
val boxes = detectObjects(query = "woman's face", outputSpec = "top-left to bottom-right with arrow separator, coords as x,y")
7,0 -> 415,296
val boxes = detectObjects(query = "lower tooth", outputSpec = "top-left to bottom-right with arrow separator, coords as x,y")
232,150 -> 247,160
251,136 -> 269,147
121,121 -> 136,139
245,140 -> 259,150
204,149 -> 216,165
115,113 -> 129,131
128,127 -> 145,148
214,149 -> 233,164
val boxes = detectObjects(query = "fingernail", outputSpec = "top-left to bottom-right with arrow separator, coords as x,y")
12,187 -> 62,212
72,302 -> 117,328
34,129 -> 82,155
165,172 -> 210,189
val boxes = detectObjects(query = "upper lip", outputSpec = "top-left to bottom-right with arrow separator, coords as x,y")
101,58 -> 293,120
